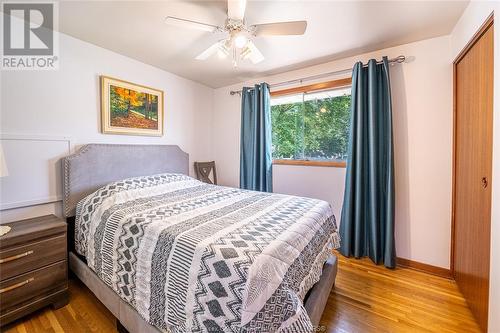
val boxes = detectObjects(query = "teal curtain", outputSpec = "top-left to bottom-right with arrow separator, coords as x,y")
240,83 -> 273,192
340,57 -> 396,268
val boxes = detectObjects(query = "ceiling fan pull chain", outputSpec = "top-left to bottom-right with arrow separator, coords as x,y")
233,47 -> 238,67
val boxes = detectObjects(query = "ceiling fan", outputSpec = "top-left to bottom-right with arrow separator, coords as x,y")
165,0 -> 307,67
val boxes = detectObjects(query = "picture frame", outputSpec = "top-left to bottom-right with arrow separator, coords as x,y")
100,75 -> 164,136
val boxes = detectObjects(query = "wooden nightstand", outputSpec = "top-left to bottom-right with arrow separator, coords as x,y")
0,215 -> 68,326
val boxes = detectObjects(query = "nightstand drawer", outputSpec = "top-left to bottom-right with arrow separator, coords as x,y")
0,260 -> 67,312
0,235 -> 66,281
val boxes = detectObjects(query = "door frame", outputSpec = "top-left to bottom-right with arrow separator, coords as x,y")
450,13 -> 494,276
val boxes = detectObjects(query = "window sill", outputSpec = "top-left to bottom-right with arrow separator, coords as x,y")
273,159 -> 347,168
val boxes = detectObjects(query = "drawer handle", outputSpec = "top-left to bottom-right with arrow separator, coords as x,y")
0,250 -> 34,264
0,277 -> 35,294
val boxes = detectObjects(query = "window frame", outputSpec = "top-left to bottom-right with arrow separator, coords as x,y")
270,77 -> 352,168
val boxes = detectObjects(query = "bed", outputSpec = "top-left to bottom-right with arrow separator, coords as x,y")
62,144 -> 339,333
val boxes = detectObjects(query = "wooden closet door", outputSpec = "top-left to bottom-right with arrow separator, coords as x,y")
452,17 -> 493,332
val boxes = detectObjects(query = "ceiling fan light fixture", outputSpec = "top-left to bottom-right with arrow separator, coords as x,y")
234,34 -> 248,48
240,46 -> 251,59
171,0 -> 307,67
217,43 -> 229,59
240,42 -> 264,64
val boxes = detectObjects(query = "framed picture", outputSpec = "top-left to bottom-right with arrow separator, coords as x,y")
101,76 -> 164,136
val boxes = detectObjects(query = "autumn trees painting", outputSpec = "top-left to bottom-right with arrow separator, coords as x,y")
101,76 -> 163,136
110,86 -> 159,129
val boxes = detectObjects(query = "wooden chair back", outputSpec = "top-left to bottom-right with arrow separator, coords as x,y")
194,161 -> 217,185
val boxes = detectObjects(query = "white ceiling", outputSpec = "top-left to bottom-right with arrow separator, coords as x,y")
58,1 -> 468,88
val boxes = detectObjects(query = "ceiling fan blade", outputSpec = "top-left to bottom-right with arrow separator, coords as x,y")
195,41 -> 223,60
227,0 -> 247,20
252,21 -> 307,36
243,41 -> 264,64
165,16 -> 221,33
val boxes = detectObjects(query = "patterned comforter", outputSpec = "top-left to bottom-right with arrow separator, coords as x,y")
75,173 -> 340,333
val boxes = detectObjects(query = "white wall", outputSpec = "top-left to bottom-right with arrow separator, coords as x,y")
450,2 -> 500,332
213,36 -> 453,269
272,165 -> 347,220
0,32 -> 213,223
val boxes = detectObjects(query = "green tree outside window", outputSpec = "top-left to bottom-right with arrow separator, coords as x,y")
271,87 -> 351,161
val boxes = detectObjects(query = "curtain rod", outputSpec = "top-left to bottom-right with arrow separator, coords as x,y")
229,55 -> 406,96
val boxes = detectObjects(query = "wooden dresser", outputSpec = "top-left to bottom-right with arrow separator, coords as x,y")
0,215 -> 68,326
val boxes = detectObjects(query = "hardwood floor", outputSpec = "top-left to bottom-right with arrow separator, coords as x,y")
320,254 -> 480,333
3,254 -> 480,333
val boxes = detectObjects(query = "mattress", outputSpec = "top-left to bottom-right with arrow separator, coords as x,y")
75,173 -> 340,333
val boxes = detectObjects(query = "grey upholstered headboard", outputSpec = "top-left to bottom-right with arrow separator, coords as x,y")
62,144 -> 189,217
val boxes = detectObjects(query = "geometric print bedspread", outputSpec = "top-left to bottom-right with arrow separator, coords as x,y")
75,173 -> 340,333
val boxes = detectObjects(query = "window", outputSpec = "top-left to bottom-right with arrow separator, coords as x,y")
270,78 -> 352,167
